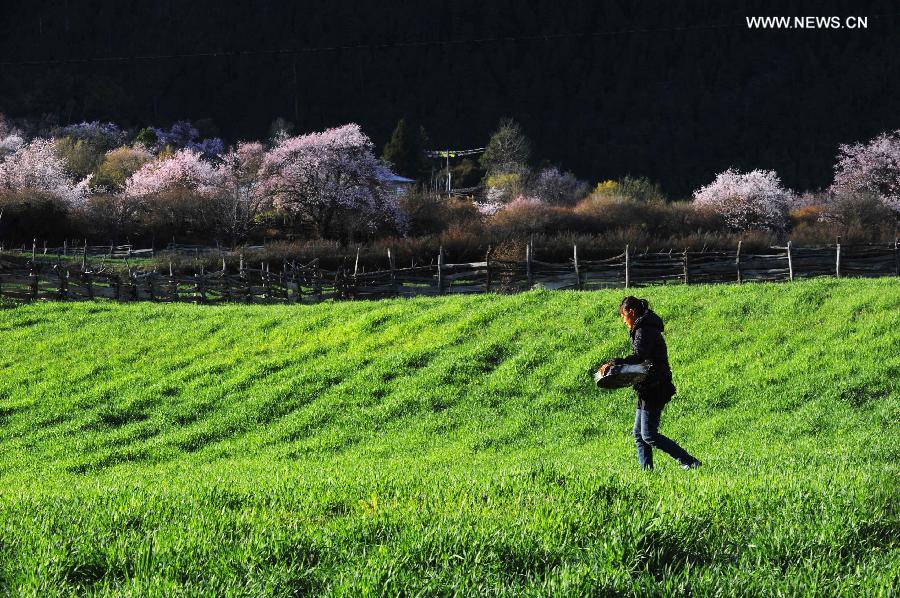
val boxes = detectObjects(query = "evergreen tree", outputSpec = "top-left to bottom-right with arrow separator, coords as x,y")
382,118 -> 428,180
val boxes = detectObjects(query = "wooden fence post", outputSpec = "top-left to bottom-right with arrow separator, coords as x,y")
82,239 -> 88,270
835,236 -> 842,279
573,244 -> 581,290
315,267 -> 323,302
31,238 -> 36,262
85,271 -> 94,300
736,240 -> 742,283
29,265 -> 38,301
198,272 -> 208,304
169,270 -> 179,303
894,237 -> 899,277
683,249 -> 690,285
526,240 -> 533,288
485,245 -> 492,292
437,246 -> 445,295
786,241 -> 794,282
624,244 -> 630,289
388,248 -> 397,296
58,268 -> 68,300
63,240 -> 67,257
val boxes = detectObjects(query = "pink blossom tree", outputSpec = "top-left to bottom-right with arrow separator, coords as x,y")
830,129 -> 900,214
0,138 -> 90,206
124,148 -> 222,241
259,123 -> 400,238
124,148 -> 220,198
693,168 -> 794,231
211,142 -> 269,244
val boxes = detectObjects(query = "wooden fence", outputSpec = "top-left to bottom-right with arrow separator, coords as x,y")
1,240 -> 897,304
0,239 -> 268,259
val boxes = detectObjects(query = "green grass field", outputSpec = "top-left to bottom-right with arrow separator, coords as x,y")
0,279 -> 897,595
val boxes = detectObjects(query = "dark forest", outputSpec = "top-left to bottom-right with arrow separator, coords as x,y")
1,0 -> 898,196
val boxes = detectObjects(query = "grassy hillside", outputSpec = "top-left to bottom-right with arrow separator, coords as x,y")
0,279 -> 898,595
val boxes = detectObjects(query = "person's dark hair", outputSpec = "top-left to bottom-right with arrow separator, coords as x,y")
619,296 -> 649,316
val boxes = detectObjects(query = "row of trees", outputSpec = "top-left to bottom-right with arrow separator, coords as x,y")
0,113 -> 898,249
0,117 -> 401,244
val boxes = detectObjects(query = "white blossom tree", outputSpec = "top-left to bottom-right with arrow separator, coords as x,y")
830,129 -> 900,214
693,168 -> 794,231
0,138 -> 91,207
260,123 -> 400,238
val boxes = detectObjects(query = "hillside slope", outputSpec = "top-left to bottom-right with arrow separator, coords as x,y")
0,279 -> 898,594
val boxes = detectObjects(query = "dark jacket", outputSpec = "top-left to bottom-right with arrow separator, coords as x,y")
613,310 -> 677,410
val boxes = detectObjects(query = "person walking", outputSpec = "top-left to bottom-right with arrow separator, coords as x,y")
599,296 -> 701,471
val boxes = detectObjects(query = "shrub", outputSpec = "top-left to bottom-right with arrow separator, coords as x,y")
616,175 -> 667,203
398,190 -> 448,236
77,193 -> 146,242
0,190 -> 73,243
819,191 -> 898,235
141,188 -> 220,243
528,167 -> 590,206
572,194 -> 646,232
488,196 -> 571,237
484,172 -> 526,204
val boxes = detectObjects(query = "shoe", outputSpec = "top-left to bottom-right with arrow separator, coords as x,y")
681,460 -> 701,470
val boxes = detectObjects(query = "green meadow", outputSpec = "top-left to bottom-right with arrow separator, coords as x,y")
0,278 -> 897,595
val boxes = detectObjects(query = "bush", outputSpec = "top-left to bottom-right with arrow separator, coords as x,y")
488,197 -> 571,237
616,175 -> 667,203
572,194 -> 646,232
76,193 -> 146,243
484,172 -> 526,204
0,190 -> 73,243
528,167 -> 590,206
141,189 -> 219,243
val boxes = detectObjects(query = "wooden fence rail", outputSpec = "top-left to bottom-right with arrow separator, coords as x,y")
1,240 -> 897,305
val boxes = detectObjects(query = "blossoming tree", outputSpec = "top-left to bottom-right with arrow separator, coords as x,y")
124,148 -> 222,239
529,166 -> 590,206
830,129 -> 900,214
124,148 -> 220,197
260,123 -> 400,238
693,168 -> 794,231
0,138 -> 91,206
212,142 -> 269,244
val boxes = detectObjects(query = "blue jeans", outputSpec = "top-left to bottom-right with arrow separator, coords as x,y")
633,408 -> 695,469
